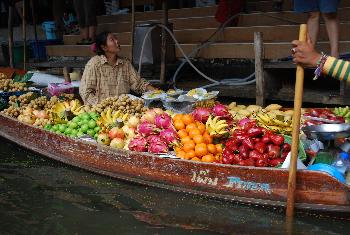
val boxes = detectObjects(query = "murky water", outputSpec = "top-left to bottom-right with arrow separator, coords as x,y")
0,136 -> 349,235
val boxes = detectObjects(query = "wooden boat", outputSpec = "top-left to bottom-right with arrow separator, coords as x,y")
1,113 -> 349,217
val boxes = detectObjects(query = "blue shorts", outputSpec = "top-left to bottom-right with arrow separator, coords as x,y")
294,0 -> 340,13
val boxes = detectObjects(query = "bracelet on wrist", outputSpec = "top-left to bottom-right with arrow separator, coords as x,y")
313,52 -> 328,80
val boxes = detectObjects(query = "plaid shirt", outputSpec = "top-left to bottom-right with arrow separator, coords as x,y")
79,55 -> 150,105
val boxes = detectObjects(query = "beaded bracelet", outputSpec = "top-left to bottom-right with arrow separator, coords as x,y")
313,52 -> 328,80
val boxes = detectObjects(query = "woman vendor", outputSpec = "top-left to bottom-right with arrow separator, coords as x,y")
292,38 -> 349,81
79,32 -> 156,105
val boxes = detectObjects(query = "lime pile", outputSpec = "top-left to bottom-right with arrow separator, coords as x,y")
44,112 -> 101,139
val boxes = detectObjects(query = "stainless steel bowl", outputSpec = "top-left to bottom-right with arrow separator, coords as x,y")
302,124 -> 350,141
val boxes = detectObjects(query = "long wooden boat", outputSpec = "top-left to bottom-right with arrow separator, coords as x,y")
1,113 -> 349,217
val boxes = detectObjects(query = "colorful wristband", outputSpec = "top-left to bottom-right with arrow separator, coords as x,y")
313,52 -> 328,80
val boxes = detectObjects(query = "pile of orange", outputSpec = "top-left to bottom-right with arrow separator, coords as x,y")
173,114 -> 223,163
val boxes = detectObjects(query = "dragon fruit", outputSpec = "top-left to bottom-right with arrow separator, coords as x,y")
137,122 -> 158,136
192,107 -> 211,123
212,104 -> 230,118
146,134 -> 164,144
159,128 -> 179,146
148,141 -> 169,154
128,136 -> 148,152
154,113 -> 172,129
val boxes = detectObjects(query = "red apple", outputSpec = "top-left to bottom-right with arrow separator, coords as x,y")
108,127 -> 125,140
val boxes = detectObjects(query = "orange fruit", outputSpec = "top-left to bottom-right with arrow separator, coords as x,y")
177,129 -> 188,138
181,136 -> 192,144
173,114 -> 184,122
183,140 -> 195,152
191,157 -> 201,161
195,143 -> 208,157
196,122 -> 206,134
207,144 -> 217,154
203,132 -> 213,144
193,134 -> 204,145
189,129 -> 201,138
174,119 -> 185,130
182,114 -> 194,125
177,151 -> 186,159
215,144 -> 223,153
174,146 -> 183,153
185,150 -> 196,160
186,123 -> 198,133
202,154 -> 215,163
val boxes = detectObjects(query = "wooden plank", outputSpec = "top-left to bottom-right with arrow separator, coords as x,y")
46,45 -> 131,58
97,5 -> 217,24
239,7 -> 350,26
120,0 -> 154,7
254,32 -> 264,106
176,41 -> 350,59
64,33 -> 131,45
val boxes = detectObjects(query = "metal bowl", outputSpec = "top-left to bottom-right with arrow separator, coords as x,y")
302,124 -> 350,141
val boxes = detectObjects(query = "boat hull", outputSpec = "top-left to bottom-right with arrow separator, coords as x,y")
0,114 -> 349,216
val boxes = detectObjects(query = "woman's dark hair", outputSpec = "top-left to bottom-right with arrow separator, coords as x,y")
95,31 -> 112,55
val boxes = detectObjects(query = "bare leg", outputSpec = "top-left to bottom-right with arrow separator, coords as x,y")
88,25 -> 96,41
307,11 -> 320,46
322,12 -> 339,58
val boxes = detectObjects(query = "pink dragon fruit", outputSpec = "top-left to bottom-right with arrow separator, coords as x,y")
154,113 -> 172,129
148,141 -> 169,154
192,107 -> 211,123
146,134 -> 164,144
128,136 -> 148,152
212,104 -> 230,118
159,128 -> 179,146
137,122 -> 158,136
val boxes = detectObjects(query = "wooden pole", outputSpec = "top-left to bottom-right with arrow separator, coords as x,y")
160,0 -> 168,85
130,0 -> 135,64
22,0 -> 27,70
8,4 -> 14,68
254,32 -> 265,107
286,24 -> 307,218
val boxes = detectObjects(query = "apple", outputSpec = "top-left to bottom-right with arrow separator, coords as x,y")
109,138 -> 125,149
97,133 -> 111,145
108,127 -> 125,140
122,125 -> 136,139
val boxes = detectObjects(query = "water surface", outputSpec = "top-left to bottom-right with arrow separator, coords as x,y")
0,137 -> 348,235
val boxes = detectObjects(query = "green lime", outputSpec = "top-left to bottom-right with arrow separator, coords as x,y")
77,121 -> 84,127
65,128 -> 72,135
71,129 -> 78,136
87,129 -> 95,137
80,124 -> 89,133
81,113 -> 90,121
88,120 -> 96,129
72,117 -> 80,123
55,130 -> 62,134
44,124 -> 52,130
82,119 -> 90,125
77,131 -> 84,137
69,122 -> 78,129
59,125 -> 66,133
52,125 -> 59,131
94,126 -> 101,133
94,133 -> 98,139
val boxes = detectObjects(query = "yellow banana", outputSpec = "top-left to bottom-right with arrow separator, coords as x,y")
112,110 -> 122,121
106,108 -> 113,123
122,113 -> 129,122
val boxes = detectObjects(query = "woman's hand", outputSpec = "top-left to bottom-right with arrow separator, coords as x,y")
291,39 -> 321,68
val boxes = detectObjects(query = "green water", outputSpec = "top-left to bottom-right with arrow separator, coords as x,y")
0,137 -> 349,235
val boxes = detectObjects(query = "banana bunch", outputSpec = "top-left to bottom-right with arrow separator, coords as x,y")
195,99 -> 216,108
334,106 -> 350,123
255,111 -> 293,134
205,116 -> 229,137
99,108 -> 129,130
51,99 -> 82,115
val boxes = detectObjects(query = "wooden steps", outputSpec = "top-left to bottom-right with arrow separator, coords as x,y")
46,41 -> 350,60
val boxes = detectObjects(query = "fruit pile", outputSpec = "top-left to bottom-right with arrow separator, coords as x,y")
303,108 -> 344,126
222,120 -> 290,167
46,112 -> 100,138
0,79 -> 28,92
128,110 -> 179,154
334,106 -> 350,123
173,113 -> 223,162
